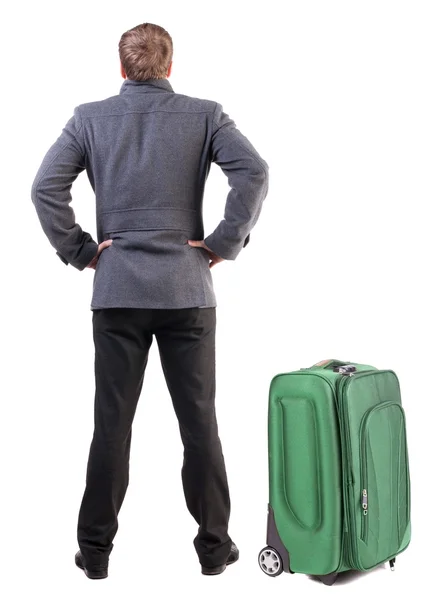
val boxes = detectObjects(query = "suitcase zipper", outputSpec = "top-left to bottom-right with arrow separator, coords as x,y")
338,374 -> 360,569
361,489 -> 368,543
337,370 -> 377,569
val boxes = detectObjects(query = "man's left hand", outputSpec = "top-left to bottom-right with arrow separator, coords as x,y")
187,239 -> 224,269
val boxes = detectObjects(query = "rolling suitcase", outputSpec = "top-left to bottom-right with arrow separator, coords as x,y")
258,359 -> 411,585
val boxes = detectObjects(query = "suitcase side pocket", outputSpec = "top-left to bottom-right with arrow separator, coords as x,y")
359,402 -> 410,554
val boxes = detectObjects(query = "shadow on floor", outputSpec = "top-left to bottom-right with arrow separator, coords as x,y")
307,563 -> 386,586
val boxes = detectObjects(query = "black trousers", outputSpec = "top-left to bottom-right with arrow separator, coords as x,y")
77,307 -> 231,568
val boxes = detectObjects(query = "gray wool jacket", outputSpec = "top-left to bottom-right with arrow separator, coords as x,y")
31,77 -> 269,309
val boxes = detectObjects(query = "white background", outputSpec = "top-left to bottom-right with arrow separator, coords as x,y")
2,0 -> 427,598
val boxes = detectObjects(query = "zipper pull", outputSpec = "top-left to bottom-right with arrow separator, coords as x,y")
362,489 -> 368,514
333,364 -> 357,375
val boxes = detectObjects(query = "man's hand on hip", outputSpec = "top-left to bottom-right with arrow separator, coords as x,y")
86,239 -> 113,269
187,240 -> 224,269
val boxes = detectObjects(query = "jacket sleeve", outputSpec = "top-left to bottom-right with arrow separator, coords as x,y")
31,107 -> 98,271
203,103 -> 269,260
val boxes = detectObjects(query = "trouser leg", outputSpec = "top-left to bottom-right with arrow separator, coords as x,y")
77,308 -> 153,567
155,307 -> 232,567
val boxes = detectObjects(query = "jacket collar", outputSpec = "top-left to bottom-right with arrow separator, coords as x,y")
119,78 -> 174,95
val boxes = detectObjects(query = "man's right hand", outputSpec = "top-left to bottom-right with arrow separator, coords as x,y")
187,239 -> 224,269
86,239 -> 113,269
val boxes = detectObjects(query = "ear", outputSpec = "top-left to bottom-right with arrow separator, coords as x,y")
167,61 -> 173,78
120,62 -> 126,79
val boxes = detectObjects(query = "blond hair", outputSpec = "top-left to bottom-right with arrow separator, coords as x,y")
118,23 -> 173,81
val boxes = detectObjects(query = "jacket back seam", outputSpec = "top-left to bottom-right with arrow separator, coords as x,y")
82,109 -> 214,119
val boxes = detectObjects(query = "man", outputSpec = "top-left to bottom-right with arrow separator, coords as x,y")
31,22 -> 269,579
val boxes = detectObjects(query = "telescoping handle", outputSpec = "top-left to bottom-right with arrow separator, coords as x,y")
309,359 -> 357,373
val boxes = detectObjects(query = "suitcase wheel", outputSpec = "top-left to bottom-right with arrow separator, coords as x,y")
258,546 -> 283,577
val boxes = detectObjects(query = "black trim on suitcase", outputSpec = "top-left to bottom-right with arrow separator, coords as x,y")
267,504 -> 340,584
266,505 -> 293,574
317,573 -> 338,586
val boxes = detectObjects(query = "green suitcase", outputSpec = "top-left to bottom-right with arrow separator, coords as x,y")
258,359 -> 411,585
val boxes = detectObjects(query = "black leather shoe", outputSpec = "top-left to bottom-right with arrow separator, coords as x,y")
201,543 -> 240,575
75,551 -> 108,579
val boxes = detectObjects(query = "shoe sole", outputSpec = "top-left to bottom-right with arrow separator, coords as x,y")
202,564 -> 227,576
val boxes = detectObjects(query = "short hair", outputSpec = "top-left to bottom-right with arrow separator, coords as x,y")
118,23 -> 173,81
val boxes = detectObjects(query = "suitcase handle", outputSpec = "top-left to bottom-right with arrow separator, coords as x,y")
309,359 -> 351,370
